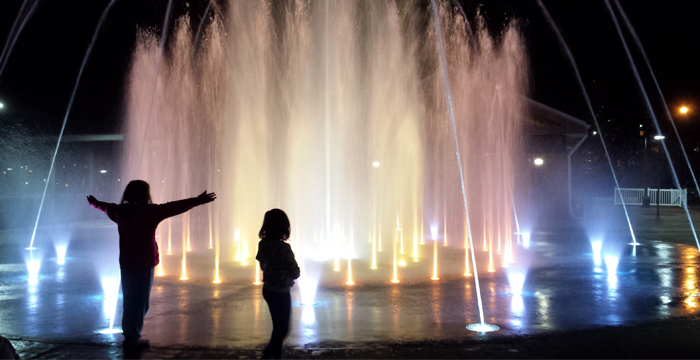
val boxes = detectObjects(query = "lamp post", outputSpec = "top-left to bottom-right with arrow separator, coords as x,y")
654,135 -> 665,218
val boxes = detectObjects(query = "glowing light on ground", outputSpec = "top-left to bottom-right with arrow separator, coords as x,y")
346,258 -> 354,285
431,240 -> 439,280
300,277 -> 318,306
522,232 -> 531,248
591,241 -> 603,266
398,259 -> 406,267
254,260 -> 262,285
681,106 -> 689,114
507,271 -> 525,295
466,323 -> 500,332
55,245 -> 67,265
180,252 -> 188,280
604,255 -> 619,274
213,256 -> 221,284
27,259 -> 41,286
392,239 -> 400,283
100,274 -> 121,332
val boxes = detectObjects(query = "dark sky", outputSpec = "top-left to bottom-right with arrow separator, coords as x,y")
0,0 -> 698,140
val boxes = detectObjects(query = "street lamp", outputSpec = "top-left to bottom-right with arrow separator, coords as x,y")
534,158 -> 544,166
680,106 -> 689,114
653,134 -> 665,218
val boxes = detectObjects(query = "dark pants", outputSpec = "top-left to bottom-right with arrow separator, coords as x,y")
121,267 -> 154,341
262,288 -> 291,358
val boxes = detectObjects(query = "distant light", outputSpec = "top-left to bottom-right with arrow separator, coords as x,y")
100,170 -> 107,174
372,161 -> 380,167
398,260 -> 406,267
0,102 -> 4,108
654,135 -> 665,140
534,158 -> 544,166
639,124 -> 643,128
681,106 -> 689,114
7,168 -> 11,171
592,131 -> 597,135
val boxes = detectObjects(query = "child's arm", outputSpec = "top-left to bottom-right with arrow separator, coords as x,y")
283,244 -> 301,280
156,191 -> 216,221
87,195 -> 118,222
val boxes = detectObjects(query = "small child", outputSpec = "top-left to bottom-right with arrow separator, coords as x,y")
255,209 -> 300,359
87,180 -> 215,348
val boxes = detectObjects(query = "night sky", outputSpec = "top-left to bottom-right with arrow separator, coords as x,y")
0,0 -> 698,141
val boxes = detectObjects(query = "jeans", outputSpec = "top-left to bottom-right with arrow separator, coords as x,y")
262,288 -> 291,358
121,267 -> 154,341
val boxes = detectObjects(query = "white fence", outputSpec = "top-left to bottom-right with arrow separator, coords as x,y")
614,188 -> 686,207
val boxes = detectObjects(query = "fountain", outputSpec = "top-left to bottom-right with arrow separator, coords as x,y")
123,0 -> 527,289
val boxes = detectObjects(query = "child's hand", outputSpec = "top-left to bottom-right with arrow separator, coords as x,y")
197,191 -> 217,204
86,195 -> 98,207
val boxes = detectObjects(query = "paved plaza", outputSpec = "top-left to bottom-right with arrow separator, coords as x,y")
2,205 -> 700,358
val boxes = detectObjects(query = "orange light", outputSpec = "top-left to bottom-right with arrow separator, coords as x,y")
680,106 -> 689,114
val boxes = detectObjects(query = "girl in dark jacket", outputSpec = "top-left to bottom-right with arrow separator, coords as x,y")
255,209 -> 300,359
87,180 -> 216,348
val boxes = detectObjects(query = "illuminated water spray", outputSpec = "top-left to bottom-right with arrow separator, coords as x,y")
96,274 -> 122,334
604,0 -> 699,251
430,0 -> 496,332
537,0 -> 637,245
28,0 -> 118,250
0,0 -> 40,80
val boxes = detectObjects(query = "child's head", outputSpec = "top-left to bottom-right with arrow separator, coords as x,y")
121,180 -> 152,204
259,208 -> 291,241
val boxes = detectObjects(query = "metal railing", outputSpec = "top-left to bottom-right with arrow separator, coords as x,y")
613,188 -> 645,205
614,188 -> 686,207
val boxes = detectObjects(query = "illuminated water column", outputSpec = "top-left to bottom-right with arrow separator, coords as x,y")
185,212 -> 191,252
213,231 -> 221,283
346,258 -> 354,285
156,229 -> 164,276
167,220 -> 172,255
208,207 -> 213,249
254,260 -> 262,285
234,229 -> 241,262
180,217 -> 188,280
391,232 -> 399,283
464,221 -> 471,276
398,213 -> 405,255
412,232 -> 419,262
443,208 -> 448,246
241,235 -> 249,266
420,221 -> 425,245
431,238 -> 439,280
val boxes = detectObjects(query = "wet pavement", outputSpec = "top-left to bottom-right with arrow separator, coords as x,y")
3,206 -> 700,358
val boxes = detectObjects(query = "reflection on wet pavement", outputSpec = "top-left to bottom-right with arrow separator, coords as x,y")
1,231 -> 699,349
